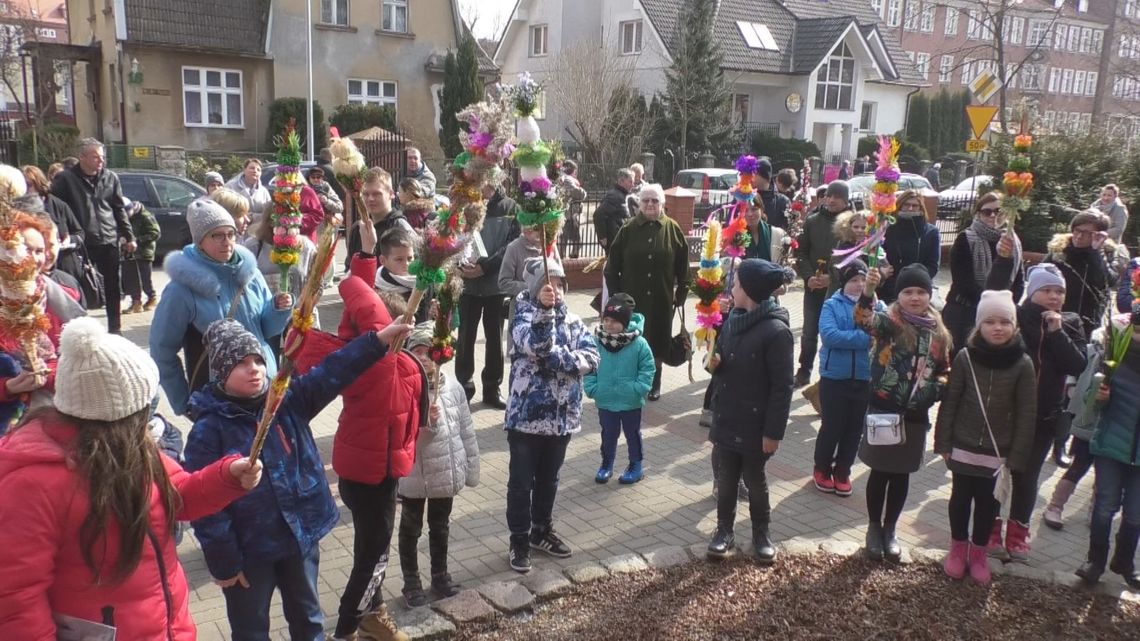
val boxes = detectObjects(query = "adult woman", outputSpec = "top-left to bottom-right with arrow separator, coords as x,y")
943,193 -> 1023,354
880,190 -> 941,304
149,199 -> 292,417
605,183 -> 690,400
1093,184 -> 1129,243
22,165 -> 84,280
1045,211 -> 1119,338
0,317 -> 261,640
744,200 -> 786,263
224,158 -> 272,223
209,187 -> 252,241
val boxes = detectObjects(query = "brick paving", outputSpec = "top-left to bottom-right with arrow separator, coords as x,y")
113,266 -> 1107,639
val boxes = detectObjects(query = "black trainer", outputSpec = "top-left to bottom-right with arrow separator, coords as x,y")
707,527 -> 735,559
402,581 -> 429,608
431,571 -> 462,598
509,541 -> 532,573
753,529 -> 777,565
531,527 -> 573,558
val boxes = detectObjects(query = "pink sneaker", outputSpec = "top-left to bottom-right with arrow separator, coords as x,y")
968,544 -> 992,585
1005,520 -> 1031,561
813,469 -> 835,493
943,539 -> 969,580
986,518 -> 1009,561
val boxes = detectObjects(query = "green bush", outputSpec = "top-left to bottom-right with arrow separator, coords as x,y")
329,103 -> 396,138
266,98 -> 327,156
19,123 -> 80,167
185,154 -> 248,186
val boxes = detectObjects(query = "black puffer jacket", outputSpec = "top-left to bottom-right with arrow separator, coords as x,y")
593,184 -> 631,252
759,187 -> 790,230
1044,235 -> 1117,335
463,191 -> 520,297
709,303 -> 795,453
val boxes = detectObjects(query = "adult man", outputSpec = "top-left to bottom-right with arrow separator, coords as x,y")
225,158 -> 272,223
792,180 -> 849,388
557,160 -> 588,259
345,168 -> 411,271
455,184 -> 520,407
51,137 -> 136,334
204,171 -> 224,196
1093,183 -> 1129,242
837,160 -> 852,180
756,158 -> 790,230
406,147 -> 436,196
925,163 -> 942,191
854,155 -> 872,175
627,163 -> 646,215
594,168 -> 634,253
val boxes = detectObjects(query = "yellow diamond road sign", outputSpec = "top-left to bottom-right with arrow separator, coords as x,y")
965,105 -> 1000,140
969,68 -> 1004,104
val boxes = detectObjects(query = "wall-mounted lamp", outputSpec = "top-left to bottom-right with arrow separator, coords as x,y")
128,57 -> 143,85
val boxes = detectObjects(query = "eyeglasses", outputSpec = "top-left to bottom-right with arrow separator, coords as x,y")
978,207 -> 1001,217
642,198 -> 660,204
1073,229 -> 1097,238
207,230 -> 237,242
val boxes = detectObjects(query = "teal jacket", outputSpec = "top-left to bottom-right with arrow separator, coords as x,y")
584,313 -> 656,412
1092,344 -> 1140,466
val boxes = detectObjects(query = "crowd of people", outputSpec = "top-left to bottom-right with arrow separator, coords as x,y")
1,133 -> 1139,641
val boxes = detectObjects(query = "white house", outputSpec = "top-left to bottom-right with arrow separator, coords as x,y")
494,0 -> 926,161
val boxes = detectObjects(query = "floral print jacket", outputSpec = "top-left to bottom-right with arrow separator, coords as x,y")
855,295 -> 951,419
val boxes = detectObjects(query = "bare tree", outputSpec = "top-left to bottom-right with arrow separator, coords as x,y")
0,4 -> 56,121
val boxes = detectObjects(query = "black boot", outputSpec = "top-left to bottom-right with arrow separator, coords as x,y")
429,523 -> 458,596
1110,524 -> 1140,589
402,576 -> 428,608
431,571 -> 461,598
1077,542 -> 1109,585
707,526 -> 735,559
865,522 -> 885,561
882,524 -> 902,563
648,366 -> 662,401
753,527 -> 777,565
1053,442 -> 1073,468
793,368 -> 811,389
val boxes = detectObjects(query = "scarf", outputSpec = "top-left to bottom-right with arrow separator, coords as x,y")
376,267 -> 417,294
966,333 -> 1026,370
899,308 -> 936,329
749,222 -> 772,261
964,219 -> 1021,290
594,325 -> 640,353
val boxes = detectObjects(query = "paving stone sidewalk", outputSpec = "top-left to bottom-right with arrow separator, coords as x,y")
114,270 -> 1106,640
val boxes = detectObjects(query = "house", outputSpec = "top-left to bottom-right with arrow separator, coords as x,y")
2,0 -> 73,123
63,0 -> 274,152
494,0 -> 926,162
268,0 -> 498,162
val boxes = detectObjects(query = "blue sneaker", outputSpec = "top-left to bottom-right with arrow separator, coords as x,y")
595,465 -> 613,483
618,461 -> 643,484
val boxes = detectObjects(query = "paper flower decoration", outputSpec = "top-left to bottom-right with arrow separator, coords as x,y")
835,136 -> 897,268
270,122 -> 304,293
511,74 -> 563,255
1001,127 -> 1034,224
691,221 -> 725,347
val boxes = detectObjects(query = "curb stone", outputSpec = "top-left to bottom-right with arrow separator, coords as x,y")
564,562 -> 610,584
819,540 -> 861,557
1004,563 -> 1053,583
519,569 -> 572,600
431,589 -> 499,624
601,552 -> 649,575
391,602 -> 457,641
644,545 -> 693,569
779,539 -> 821,557
476,581 -> 535,614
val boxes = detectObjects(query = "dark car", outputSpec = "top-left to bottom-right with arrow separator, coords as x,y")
259,161 -> 319,188
117,170 -> 205,260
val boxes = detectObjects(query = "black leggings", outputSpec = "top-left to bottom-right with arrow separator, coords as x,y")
1061,438 -> 1095,484
949,472 -> 998,545
866,470 -> 909,528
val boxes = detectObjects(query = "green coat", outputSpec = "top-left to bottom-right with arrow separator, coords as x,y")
604,213 -> 690,358
793,208 -> 842,286
123,205 -> 161,262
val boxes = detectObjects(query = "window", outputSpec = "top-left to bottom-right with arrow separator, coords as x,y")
944,7 -> 958,36
814,41 -> 856,111
1043,111 -> 1055,131
961,57 -> 974,85
1087,71 -> 1098,96
1129,0 -> 1138,18
1067,26 -> 1079,52
1049,67 -> 1060,92
1022,64 -> 1042,90
1008,16 -> 1023,45
732,93 -> 750,123
1005,63 -> 1017,89
152,177 -> 200,209
347,79 -> 397,112
533,91 -> 546,120
320,0 -> 347,26
903,1 -> 918,31
920,5 -> 935,32
1062,68 -> 1074,94
939,54 -> 954,82
529,24 -> 548,56
182,66 -> 242,128
1027,19 -> 1049,47
1054,24 -> 1067,51
871,0 -> 884,17
887,0 -> 901,27
860,102 -> 877,130
1081,113 -> 1092,133
1080,27 -> 1092,54
1114,74 -> 1124,98
1093,29 -> 1104,54
118,175 -> 156,208
1074,69 -> 1086,95
736,21 -> 779,51
381,0 -> 407,32
915,52 -> 930,79
967,9 -> 981,39
620,20 -> 642,55
1120,35 -> 1131,58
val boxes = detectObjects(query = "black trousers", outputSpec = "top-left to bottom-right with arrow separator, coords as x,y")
398,497 -> 454,582
815,378 -> 870,476
87,243 -> 121,333
1004,423 -> 1056,524
866,470 -> 909,528
455,293 -> 506,398
506,431 -> 571,544
335,477 -> 398,638
121,258 -> 154,300
713,444 -> 771,534
799,288 -> 827,371
949,472 -> 998,545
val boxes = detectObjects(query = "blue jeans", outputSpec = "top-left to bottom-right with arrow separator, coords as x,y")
1091,456 -> 1140,551
222,545 -> 323,641
598,408 -> 643,467
506,431 -> 570,543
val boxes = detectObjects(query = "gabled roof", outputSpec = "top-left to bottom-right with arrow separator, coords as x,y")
639,0 -> 925,86
124,0 -> 269,55
447,0 -> 500,77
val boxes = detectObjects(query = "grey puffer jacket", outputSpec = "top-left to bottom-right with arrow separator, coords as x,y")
397,373 -> 480,499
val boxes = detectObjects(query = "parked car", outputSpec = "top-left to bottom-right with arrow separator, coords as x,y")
937,175 -> 992,219
675,168 -> 739,221
259,161 -> 319,188
117,170 -> 205,260
833,172 -> 934,210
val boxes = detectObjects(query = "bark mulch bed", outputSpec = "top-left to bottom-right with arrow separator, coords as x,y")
452,554 -> 1140,641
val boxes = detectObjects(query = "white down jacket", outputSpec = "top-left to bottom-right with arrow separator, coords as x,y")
398,373 -> 480,498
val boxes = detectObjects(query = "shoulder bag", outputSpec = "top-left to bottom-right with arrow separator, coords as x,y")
950,349 -> 1012,503
76,245 -> 106,311
664,305 -> 692,368
864,357 -> 923,446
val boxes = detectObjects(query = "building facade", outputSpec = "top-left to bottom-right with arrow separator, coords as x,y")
2,0 -> 73,123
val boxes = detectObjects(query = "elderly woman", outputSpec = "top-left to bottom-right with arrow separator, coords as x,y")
1093,184 -> 1129,243
942,192 -> 1023,354
604,183 -> 690,400
879,190 -> 941,303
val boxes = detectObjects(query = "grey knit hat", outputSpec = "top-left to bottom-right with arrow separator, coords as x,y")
188,198 -> 236,246
205,319 -> 264,385
406,321 -> 435,350
524,256 -> 566,301
204,171 -> 224,187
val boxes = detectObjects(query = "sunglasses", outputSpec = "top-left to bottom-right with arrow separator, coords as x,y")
978,207 -> 1001,217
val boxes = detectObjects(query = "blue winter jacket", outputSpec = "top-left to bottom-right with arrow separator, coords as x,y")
506,293 -> 600,436
1091,345 -> 1140,466
182,331 -> 386,579
151,244 -> 291,416
818,289 -> 873,381
584,313 -> 656,412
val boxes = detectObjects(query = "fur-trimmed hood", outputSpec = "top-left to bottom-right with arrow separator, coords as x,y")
163,244 -> 258,299
1047,232 -> 1119,257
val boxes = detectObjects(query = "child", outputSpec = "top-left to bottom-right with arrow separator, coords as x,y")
121,197 -> 161,313
814,259 -> 874,497
934,290 -> 1037,585
706,259 -> 795,563
1076,305 -> 1140,589
505,257 -> 599,574
375,228 -> 432,322
584,293 -> 656,484
498,224 -> 562,318
398,177 -> 435,230
398,323 -> 480,606
183,318 -> 410,640
856,265 -> 952,563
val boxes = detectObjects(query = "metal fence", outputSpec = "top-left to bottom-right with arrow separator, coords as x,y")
0,120 -> 18,165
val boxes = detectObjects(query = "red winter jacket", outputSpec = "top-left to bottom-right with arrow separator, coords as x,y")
300,184 -> 326,242
0,417 -> 246,641
294,253 -> 424,484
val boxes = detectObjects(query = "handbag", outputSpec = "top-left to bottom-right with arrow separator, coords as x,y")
663,305 -> 692,368
864,357 -> 924,447
77,246 -> 106,311
951,350 -> 1012,503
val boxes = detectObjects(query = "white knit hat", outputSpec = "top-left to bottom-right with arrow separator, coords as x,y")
54,317 -> 159,421
976,290 -> 1017,326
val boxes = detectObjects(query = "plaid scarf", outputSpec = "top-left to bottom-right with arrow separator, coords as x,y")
594,325 -> 640,353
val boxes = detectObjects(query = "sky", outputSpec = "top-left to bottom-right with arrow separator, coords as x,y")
457,0 -> 516,40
